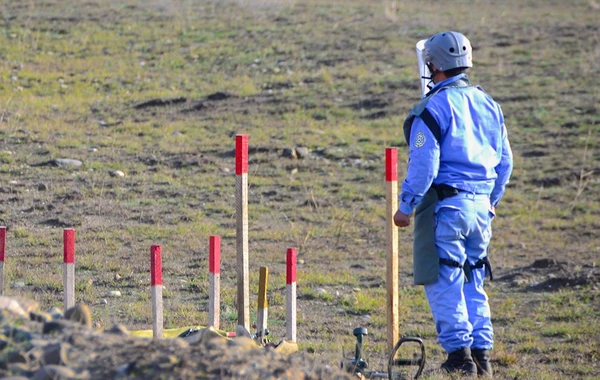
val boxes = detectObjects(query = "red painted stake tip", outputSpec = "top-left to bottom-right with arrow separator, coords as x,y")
150,245 -> 163,286
385,148 -> 398,182
63,228 -> 75,264
236,134 -> 248,175
209,235 -> 221,274
0,226 -> 5,262
286,248 -> 297,285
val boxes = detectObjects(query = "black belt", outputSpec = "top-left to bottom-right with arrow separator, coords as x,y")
431,184 -> 461,201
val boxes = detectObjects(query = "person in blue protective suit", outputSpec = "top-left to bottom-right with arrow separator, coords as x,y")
394,31 -> 513,377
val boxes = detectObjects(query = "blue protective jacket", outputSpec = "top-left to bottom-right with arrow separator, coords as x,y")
399,74 -> 513,214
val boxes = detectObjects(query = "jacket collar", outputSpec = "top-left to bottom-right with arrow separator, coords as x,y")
430,73 -> 470,92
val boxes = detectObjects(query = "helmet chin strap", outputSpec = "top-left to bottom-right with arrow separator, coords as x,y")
422,63 -> 440,90
421,75 -> 435,91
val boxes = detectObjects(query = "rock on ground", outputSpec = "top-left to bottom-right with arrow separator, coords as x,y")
0,297 -> 352,379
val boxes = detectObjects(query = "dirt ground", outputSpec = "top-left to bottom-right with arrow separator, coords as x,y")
0,0 -> 599,379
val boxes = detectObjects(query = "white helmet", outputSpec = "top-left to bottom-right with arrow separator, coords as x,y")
423,31 -> 472,72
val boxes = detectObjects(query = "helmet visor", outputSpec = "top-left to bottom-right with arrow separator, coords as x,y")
416,39 -> 431,98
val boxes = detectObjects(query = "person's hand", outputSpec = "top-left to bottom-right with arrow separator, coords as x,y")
394,209 -> 412,227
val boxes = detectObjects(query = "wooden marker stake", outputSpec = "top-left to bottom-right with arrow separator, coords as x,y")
236,134 -> 250,331
208,235 -> 221,330
0,227 -> 5,295
286,248 -> 297,342
150,245 -> 163,339
63,228 -> 75,311
385,148 -> 399,352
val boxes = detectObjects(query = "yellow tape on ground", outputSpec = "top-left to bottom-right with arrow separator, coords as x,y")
131,326 -> 229,339
129,326 -> 298,355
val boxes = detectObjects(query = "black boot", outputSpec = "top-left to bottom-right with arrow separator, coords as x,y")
472,349 -> 493,378
441,347 -> 477,376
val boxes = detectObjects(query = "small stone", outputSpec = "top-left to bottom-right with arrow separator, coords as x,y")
235,325 -> 252,339
114,273 -> 122,280
100,299 -> 108,305
30,338 -> 50,347
7,350 -> 29,364
7,362 -> 31,376
115,362 -> 135,378
0,297 -> 28,318
107,290 -> 121,297
105,324 -> 130,336
98,120 -> 123,127
64,304 -> 92,328
109,170 -> 125,178
158,355 -> 180,369
67,334 -> 89,347
6,327 -> 34,343
513,278 -> 529,286
12,281 -> 26,288
46,306 -> 63,320
15,297 -> 39,315
0,334 -> 9,350
30,311 -> 52,323
40,342 -> 70,366
27,346 -> 42,362
37,183 -> 49,191
42,321 -> 69,335
32,365 -> 82,380
295,147 -> 310,158
53,159 -> 83,168
282,148 -> 297,159
316,288 -> 327,295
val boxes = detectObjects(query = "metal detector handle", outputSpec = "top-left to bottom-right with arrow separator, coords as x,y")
341,327 -> 370,376
353,327 -> 368,370
388,336 -> 426,380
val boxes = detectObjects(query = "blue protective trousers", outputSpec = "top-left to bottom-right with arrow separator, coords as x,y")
424,192 -> 494,353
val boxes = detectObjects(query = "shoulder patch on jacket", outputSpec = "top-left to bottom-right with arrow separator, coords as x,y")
414,131 -> 426,148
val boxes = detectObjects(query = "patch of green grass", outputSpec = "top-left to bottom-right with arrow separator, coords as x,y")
340,290 -> 381,315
